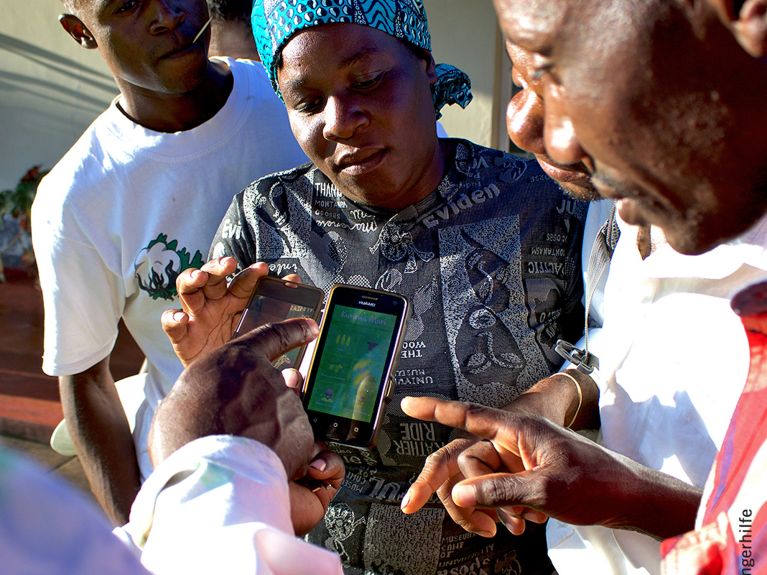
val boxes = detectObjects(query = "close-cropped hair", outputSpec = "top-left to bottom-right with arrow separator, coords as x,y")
207,0 -> 252,23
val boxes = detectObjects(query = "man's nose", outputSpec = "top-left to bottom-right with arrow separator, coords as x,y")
506,89 -> 546,156
148,0 -> 186,35
543,84 -> 587,166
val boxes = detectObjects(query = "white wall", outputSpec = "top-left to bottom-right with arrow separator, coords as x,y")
425,0 -> 507,149
0,0 -> 116,190
0,0 -> 504,190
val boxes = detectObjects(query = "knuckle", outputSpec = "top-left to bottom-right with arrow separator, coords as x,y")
424,448 -> 448,468
427,438 -> 472,467
436,482 -> 453,501
201,258 -> 218,272
246,321 -> 291,356
457,441 -> 485,462
462,403 -> 491,422
534,474 -> 557,508
482,478 -> 517,507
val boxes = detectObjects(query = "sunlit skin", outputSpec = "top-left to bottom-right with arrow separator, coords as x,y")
276,24 -> 447,211
400,0 -> 767,542
60,0 -> 231,132
53,0 -> 237,526
505,42 -> 599,201
492,0 -> 767,255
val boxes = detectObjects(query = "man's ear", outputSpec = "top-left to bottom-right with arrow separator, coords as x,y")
59,14 -> 98,49
731,0 -> 767,57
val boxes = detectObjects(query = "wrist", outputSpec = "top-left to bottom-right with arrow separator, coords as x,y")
514,370 -> 598,428
558,369 -> 600,430
556,371 -> 584,428
509,380 -> 570,425
606,453 -> 701,539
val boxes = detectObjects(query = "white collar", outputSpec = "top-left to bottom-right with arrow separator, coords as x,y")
619,212 -> 767,280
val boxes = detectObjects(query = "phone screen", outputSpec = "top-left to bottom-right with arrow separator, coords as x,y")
303,285 -> 409,449
307,305 -> 397,423
233,277 -> 323,369
238,297 -> 318,368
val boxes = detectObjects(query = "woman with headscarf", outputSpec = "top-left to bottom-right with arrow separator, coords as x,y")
165,1 -> 587,573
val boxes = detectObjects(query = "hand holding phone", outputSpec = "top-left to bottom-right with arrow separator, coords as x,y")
301,285 -> 410,449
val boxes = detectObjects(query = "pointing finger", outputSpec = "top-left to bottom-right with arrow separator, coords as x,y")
401,397 -> 519,450
233,318 -> 319,363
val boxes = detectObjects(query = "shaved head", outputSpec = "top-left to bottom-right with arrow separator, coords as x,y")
60,0 -> 81,14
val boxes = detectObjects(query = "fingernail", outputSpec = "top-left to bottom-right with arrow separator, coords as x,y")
452,484 -> 474,507
310,456 -> 327,472
173,311 -> 185,322
400,490 -> 412,510
282,369 -> 301,388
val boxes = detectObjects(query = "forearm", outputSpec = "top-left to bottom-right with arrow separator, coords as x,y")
607,452 -> 702,539
509,368 -> 600,429
60,358 -> 141,525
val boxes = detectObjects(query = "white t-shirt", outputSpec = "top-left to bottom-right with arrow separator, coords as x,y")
32,58 -> 307,476
547,214 -> 767,575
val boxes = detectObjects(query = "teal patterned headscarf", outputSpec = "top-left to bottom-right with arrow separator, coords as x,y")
252,0 -> 473,118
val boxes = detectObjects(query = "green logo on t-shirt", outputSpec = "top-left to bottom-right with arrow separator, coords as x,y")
133,233 -> 204,301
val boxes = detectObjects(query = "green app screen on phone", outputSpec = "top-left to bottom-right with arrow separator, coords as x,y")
308,305 -> 396,422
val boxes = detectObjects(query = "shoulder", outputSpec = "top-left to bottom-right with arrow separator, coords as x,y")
451,139 -> 554,190
442,139 -> 588,226
226,162 -> 317,219
34,108 -> 123,213
228,58 -> 268,81
447,139 -> 575,208
226,58 -> 279,102
241,162 -> 316,196
224,59 -> 305,164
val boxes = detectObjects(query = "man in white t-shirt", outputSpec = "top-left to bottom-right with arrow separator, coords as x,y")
31,0 -> 306,525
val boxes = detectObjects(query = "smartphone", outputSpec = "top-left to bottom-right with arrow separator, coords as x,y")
301,285 -> 410,449
232,276 -> 324,370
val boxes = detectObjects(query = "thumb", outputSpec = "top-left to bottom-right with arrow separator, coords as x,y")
235,317 -> 319,362
452,470 -> 544,510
